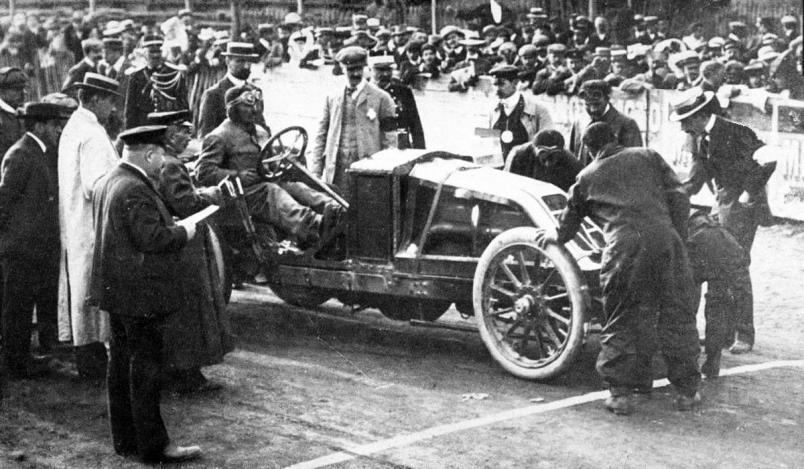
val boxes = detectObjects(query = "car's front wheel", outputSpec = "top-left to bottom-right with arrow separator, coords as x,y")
473,227 -> 589,381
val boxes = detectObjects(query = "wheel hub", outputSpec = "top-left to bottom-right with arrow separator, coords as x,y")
513,294 -> 535,315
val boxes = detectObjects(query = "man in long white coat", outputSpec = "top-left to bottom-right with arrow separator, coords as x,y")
58,73 -> 121,377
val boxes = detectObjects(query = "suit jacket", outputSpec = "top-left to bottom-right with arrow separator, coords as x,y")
0,106 -> 23,166
90,163 -> 188,317
682,116 -> 769,206
198,75 -> 236,138
378,80 -> 426,149
196,118 -> 271,187
124,63 -> 189,130
0,133 -> 59,258
504,143 -> 583,192
158,153 -> 216,218
569,105 -> 643,167
310,81 -> 397,184
62,59 -> 96,92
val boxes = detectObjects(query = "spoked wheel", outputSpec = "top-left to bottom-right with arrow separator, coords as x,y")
206,225 -> 232,304
473,227 -> 589,380
269,283 -> 330,308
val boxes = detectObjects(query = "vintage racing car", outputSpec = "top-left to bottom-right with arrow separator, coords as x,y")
210,127 -> 606,381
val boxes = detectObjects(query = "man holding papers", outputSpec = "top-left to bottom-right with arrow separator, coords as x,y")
90,125 -> 202,463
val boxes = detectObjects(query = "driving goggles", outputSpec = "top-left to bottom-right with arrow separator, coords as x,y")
228,89 -> 263,107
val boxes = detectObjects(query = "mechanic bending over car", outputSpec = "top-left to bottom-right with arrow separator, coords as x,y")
195,84 -> 343,248
504,129 -> 583,192
547,122 -> 701,416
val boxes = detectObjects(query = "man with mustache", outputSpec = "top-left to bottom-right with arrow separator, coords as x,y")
198,42 -> 260,138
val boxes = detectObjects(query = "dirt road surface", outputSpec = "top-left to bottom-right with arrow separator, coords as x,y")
1,224 -> 803,468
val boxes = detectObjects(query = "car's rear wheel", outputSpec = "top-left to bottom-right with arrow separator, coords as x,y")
269,284 -> 331,308
379,299 -> 452,322
473,227 -> 588,381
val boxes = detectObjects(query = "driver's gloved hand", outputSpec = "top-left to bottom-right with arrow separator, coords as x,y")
238,169 -> 261,187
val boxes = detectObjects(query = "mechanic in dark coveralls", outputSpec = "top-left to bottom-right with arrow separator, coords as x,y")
548,122 -> 701,415
687,210 -> 751,379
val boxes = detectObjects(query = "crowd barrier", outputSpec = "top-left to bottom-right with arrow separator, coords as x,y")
252,65 -> 804,221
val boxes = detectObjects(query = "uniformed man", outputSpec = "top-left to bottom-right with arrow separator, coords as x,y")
369,55 -> 425,149
488,64 -> 554,161
124,35 -> 189,129
550,122 -> 701,415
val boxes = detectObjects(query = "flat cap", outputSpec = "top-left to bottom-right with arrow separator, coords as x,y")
147,109 -> 191,126
439,25 -> 464,38
728,21 -> 747,31
781,15 -> 798,25
335,46 -> 368,65
0,67 -> 27,89
532,34 -> 551,48
547,43 -> 568,54
594,46 -> 611,57
368,55 -> 395,69
488,64 -> 520,81
498,41 -> 517,53
17,102 -> 74,120
518,44 -> 539,57
611,49 -> 627,62
708,37 -> 725,48
119,125 -> 168,146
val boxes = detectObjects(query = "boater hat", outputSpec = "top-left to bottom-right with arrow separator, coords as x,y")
68,72 -> 121,97
222,42 -> 260,60
669,88 -> 716,121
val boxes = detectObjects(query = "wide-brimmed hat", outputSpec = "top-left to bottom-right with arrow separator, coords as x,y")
669,88 -> 716,121
67,72 -> 121,96
222,42 -> 260,60
17,102 -> 74,120
0,67 -> 27,89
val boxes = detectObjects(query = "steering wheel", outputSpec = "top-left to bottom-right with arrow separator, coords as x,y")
257,126 -> 308,181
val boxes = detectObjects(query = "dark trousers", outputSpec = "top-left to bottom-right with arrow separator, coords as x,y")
717,201 -> 757,345
1,254 -> 59,374
245,181 -> 332,241
108,313 -> 169,461
596,227 -> 701,397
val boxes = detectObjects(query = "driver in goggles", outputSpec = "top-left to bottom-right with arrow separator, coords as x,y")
196,84 -> 343,248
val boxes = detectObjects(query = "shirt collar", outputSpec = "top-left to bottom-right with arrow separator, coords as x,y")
347,79 -> 366,99
121,161 -> 150,180
705,114 -> 717,134
500,91 -> 522,115
26,132 -> 47,153
0,96 -> 16,115
226,72 -> 246,87
75,105 -> 100,125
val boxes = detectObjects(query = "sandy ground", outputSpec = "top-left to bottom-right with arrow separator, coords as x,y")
0,224 -> 802,469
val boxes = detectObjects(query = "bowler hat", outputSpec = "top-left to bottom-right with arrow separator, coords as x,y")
67,72 -> 121,97
17,102 -> 74,120
222,42 -> 260,60
669,88 -> 716,121
368,55 -> 395,69
335,46 -> 368,66
0,67 -> 27,89
118,125 -> 168,146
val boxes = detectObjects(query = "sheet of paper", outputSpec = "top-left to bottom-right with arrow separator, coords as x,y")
178,204 -> 219,226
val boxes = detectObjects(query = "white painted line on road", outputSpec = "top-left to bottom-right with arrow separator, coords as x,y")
284,360 -> 804,469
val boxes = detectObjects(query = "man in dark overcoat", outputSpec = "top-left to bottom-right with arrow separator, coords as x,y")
90,126 -> 201,463
568,79 -> 643,166
550,122 -> 701,415
197,42 -> 260,138
672,88 -> 776,354
369,55 -> 425,149
0,67 -> 26,163
0,102 -> 71,378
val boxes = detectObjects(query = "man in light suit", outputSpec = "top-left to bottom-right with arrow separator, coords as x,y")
310,46 -> 397,198
197,42 -> 260,138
